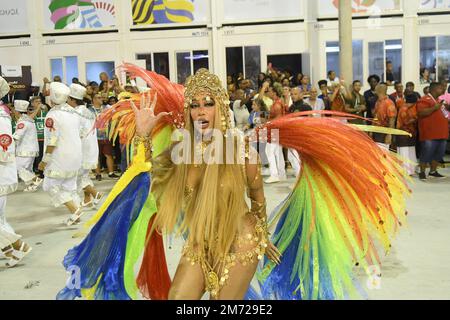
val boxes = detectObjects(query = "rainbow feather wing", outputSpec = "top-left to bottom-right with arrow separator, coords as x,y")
58,143 -> 171,300
255,115 -> 410,300
57,65 -> 184,300
56,172 -> 152,300
61,63 -> 183,300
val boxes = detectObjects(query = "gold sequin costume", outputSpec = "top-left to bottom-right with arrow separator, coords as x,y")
139,69 -> 269,299
180,159 -> 269,299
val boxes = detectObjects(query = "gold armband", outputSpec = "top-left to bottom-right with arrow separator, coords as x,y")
133,135 -> 153,162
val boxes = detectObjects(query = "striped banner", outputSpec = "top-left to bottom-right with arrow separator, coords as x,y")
132,0 -> 195,25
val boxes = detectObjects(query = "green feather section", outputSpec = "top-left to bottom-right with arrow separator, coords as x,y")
152,125 -> 174,158
123,192 -> 158,299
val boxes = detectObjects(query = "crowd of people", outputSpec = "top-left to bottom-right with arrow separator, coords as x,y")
226,66 -> 450,182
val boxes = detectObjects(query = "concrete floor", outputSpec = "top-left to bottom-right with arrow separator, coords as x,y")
0,167 -> 449,300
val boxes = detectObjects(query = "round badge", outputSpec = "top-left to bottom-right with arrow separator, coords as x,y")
0,134 -> 12,151
16,123 -> 25,130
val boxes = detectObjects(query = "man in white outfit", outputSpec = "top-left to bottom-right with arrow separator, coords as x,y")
287,149 -> 301,178
67,84 -> 103,209
265,84 -> 287,183
39,82 -> 83,226
0,76 -> 32,267
233,89 -> 250,132
286,88 -> 306,178
13,100 -> 42,192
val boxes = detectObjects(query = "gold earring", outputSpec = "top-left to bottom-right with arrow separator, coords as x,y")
221,115 -> 227,132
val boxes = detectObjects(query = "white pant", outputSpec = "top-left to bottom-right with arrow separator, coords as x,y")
16,156 -> 36,185
265,143 -> 286,179
77,169 -> 94,192
43,176 -> 80,208
288,149 -> 301,177
251,142 -> 268,166
398,146 -> 417,175
0,195 -> 21,249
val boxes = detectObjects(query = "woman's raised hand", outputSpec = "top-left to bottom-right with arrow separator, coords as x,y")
130,91 -> 171,137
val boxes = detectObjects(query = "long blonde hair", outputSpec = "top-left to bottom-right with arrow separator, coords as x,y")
151,97 -> 248,262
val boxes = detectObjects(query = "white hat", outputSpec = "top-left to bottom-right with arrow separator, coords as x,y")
49,82 -> 70,105
69,83 -> 87,101
31,82 -> 39,88
14,100 -> 30,113
0,76 -> 10,99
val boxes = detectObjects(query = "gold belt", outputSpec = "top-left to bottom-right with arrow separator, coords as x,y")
182,214 -> 269,299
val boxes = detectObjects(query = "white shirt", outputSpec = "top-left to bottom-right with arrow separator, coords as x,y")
305,98 -> 325,111
233,100 -> 250,131
44,104 -> 82,178
0,104 -> 18,195
75,104 -> 99,170
228,109 -> 236,129
305,98 -> 325,118
13,115 -> 39,158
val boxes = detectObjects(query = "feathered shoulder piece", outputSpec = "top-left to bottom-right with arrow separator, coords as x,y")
96,63 -> 185,148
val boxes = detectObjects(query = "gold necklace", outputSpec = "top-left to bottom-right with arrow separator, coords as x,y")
193,140 -> 213,168
195,140 -> 212,154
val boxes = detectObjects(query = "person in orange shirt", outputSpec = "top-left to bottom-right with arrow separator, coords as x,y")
416,82 -> 449,180
373,84 -> 397,150
389,82 -> 406,111
268,84 -> 284,121
330,82 -> 348,113
396,95 -> 418,175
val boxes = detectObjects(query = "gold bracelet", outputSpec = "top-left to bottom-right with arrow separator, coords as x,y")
133,135 -> 153,162
254,214 -> 270,240
250,199 -> 267,218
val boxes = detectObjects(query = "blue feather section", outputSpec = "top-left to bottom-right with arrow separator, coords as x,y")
56,173 -> 151,300
260,204 -> 305,300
